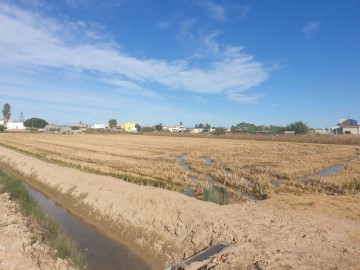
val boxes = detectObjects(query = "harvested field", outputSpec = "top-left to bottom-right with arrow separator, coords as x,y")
0,133 -> 359,201
138,131 -> 360,145
0,145 -> 359,269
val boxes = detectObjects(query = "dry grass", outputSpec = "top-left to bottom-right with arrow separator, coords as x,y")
139,131 -> 360,145
0,133 -> 359,202
266,192 -> 360,221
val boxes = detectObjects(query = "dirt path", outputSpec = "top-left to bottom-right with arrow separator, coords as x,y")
0,146 -> 359,269
0,192 -> 74,270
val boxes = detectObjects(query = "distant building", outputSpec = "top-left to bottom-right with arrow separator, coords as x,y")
164,125 -> 186,132
332,118 -> 360,135
44,125 -> 71,134
0,119 -> 26,130
121,121 -> 137,132
92,124 -> 108,129
314,129 -> 330,135
69,122 -> 88,131
190,128 -> 204,133
283,131 -> 295,135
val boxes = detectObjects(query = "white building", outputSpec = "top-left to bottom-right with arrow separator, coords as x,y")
92,124 -> 108,129
332,118 -> 360,135
164,125 -> 186,132
190,128 -> 204,133
0,119 -> 26,130
314,129 -> 330,135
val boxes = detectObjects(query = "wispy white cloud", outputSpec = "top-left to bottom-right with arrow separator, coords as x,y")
193,95 -> 207,104
226,91 -> 264,104
64,0 -> 127,9
200,31 -> 221,55
237,4 -> 251,19
156,21 -> 172,29
302,21 -> 320,39
197,0 -> 227,21
175,17 -> 198,46
0,2 -> 269,103
102,78 -> 163,99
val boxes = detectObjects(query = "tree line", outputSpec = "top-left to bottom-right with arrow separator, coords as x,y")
230,121 -> 309,134
1,103 -> 48,131
1,102 -> 309,135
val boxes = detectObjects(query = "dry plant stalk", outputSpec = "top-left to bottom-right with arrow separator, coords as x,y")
1,133 -> 359,201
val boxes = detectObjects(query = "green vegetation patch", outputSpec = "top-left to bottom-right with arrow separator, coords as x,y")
0,168 -> 86,269
203,187 -> 229,205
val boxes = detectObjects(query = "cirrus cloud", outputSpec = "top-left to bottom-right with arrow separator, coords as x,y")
0,2 -> 270,103
302,21 -> 320,39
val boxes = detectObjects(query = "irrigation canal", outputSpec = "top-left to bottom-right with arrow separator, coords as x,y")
23,183 -> 152,270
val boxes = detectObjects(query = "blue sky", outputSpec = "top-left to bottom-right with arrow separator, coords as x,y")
0,0 -> 359,128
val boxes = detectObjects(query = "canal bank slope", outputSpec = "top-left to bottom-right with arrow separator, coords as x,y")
0,146 -> 359,269
0,192 -> 74,270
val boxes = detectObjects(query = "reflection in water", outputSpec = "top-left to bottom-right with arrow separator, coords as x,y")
201,173 -> 216,185
238,176 -> 254,187
184,187 -> 194,197
298,165 -> 344,183
271,179 -> 282,187
182,165 -> 190,171
176,155 -> 185,165
204,158 -> 213,166
319,165 -> 344,176
23,183 -> 151,270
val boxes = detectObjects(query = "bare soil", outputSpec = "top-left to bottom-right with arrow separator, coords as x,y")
0,146 -> 359,269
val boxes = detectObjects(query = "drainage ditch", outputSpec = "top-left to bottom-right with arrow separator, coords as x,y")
23,183 -> 152,270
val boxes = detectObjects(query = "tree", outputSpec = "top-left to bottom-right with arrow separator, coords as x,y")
23,118 -> 48,128
268,125 -> 286,133
214,127 -> 226,135
135,123 -> 142,132
2,103 -> 11,125
155,123 -> 163,132
180,121 -> 183,126
230,122 -> 286,134
0,125 -> 6,132
19,112 -> 25,122
108,119 -> 117,128
142,126 -> 155,132
286,121 -> 309,134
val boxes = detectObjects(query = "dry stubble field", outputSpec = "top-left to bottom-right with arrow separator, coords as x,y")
1,133 -> 360,269
0,133 -> 359,202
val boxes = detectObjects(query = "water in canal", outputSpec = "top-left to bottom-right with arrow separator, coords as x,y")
23,183 -> 152,270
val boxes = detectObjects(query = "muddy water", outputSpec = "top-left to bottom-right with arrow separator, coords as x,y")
319,165 -> 344,176
23,183 -> 152,270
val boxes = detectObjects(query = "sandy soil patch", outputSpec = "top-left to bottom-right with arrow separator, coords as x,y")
0,146 -> 359,269
0,192 -> 74,270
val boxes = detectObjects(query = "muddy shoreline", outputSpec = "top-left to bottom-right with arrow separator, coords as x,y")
1,146 -> 359,269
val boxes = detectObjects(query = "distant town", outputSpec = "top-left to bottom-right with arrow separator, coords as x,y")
1,103 -> 359,136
